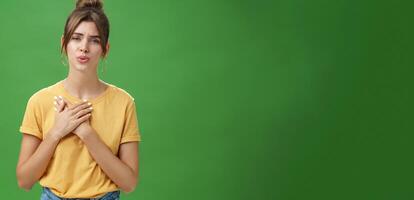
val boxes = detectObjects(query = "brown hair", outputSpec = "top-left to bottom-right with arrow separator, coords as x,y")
61,0 -> 110,57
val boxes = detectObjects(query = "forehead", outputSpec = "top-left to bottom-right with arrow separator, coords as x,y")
73,21 -> 99,35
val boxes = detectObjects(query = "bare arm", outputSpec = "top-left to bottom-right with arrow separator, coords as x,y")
54,97 -> 140,193
78,130 -> 139,193
16,97 -> 93,190
16,132 -> 60,190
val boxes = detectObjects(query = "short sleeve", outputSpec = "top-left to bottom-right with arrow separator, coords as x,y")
120,99 -> 142,144
19,95 -> 43,139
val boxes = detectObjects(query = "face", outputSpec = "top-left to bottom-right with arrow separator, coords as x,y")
64,21 -> 107,72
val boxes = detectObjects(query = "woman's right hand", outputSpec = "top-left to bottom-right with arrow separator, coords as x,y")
50,96 -> 93,140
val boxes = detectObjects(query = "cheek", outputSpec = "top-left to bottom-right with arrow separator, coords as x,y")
66,43 -> 77,55
92,44 -> 103,53
91,46 -> 104,58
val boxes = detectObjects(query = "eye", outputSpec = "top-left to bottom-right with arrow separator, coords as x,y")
71,36 -> 81,41
92,39 -> 100,44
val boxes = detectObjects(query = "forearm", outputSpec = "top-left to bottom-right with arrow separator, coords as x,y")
17,131 -> 60,190
79,130 -> 137,192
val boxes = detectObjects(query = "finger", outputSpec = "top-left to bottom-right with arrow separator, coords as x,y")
54,96 -> 66,112
57,101 -> 65,112
59,96 -> 72,106
75,113 -> 91,125
58,96 -> 69,111
71,102 -> 92,114
74,107 -> 93,119
69,100 -> 89,111
54,102 -> 60,112
53,96 -> 60,112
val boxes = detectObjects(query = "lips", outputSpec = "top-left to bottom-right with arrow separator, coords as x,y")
77,55 -> 90,64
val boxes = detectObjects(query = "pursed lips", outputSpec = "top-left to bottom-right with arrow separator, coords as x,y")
77,55 -> 90,63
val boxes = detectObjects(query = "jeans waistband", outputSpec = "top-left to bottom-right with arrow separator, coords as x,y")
40,187 -> 120,200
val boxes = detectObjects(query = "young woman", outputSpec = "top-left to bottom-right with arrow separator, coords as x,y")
16,0 -> 142,199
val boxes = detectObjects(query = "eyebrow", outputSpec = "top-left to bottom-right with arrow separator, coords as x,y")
72,32 -> 100,38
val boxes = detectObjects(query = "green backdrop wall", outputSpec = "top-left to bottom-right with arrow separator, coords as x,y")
0,0 -> 413,199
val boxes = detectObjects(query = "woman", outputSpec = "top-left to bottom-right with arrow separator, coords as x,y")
16,0 -> 142,199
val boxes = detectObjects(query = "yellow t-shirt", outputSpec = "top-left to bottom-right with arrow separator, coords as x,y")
19,80 -> 142,198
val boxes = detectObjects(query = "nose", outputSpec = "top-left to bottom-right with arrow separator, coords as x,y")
79,40 -> 89,53
80,48 -> 89,53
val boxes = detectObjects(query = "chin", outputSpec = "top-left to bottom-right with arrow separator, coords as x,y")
74,64 -> 89,71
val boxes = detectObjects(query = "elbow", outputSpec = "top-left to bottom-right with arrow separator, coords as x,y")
121,177 -> 138,194
17,179 -> 33,191
122,185 -> 135,194
16,169 -> 33,191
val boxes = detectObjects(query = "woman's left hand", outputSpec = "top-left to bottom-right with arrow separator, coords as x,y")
54,96 -> 94,139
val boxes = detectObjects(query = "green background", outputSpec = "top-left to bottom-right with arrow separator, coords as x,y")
1,0 -> 413,199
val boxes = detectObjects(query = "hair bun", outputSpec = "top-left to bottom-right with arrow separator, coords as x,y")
76,0 -> 103,10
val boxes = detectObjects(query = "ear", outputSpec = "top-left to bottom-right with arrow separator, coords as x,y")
60,35 -> 66,54
103,41 -> 110,58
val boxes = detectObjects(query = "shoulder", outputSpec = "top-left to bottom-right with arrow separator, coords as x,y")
107,83 -> 137,105
26,82 -> 60,106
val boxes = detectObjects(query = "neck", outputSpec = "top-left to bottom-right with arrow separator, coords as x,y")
63,68 -> 106,100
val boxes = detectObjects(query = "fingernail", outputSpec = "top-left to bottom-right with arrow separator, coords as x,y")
54,96 -> 57,100
83,99 -> 88,102
89,107 -> 93,110
87,102 -> 91,105
54,101 -> 57,105
54,107 -> 57,111
58,96 -> 63,99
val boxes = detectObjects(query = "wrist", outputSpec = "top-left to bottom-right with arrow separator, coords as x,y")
48,128 -> 66,141
77,128 -> 94,142
46,129 -> 63,143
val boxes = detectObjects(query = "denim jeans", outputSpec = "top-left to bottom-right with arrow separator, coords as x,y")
40,187 -> 120,200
